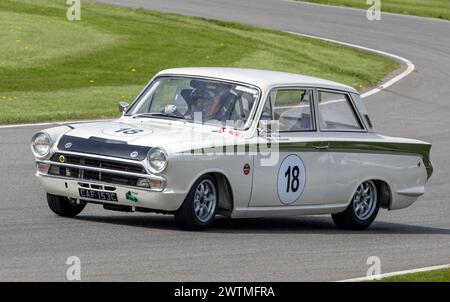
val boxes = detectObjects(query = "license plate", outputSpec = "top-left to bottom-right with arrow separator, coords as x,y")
78,188 -> 118,202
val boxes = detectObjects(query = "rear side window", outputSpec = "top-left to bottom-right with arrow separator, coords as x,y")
318,91 -> 363,131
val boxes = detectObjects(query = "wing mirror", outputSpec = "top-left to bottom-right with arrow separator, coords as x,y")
119,102 -> 129,113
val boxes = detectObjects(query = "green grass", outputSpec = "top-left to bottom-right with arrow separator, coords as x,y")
376,268 -> 450,282
0,0 -> 397,124
299,0 -> 450,20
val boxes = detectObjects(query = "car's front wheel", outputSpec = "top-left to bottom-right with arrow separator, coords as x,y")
332,180 -> 380,230
47,193 -> 86,217
175,175 -> 218,231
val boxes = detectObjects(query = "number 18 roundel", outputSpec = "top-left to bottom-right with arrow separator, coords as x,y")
277,154 -> 306,205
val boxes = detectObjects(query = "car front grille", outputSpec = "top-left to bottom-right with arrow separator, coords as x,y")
48,153 -> 147,187
50,153 -> 146,174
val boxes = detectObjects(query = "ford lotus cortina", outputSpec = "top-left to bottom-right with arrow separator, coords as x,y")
31,68 -> 432,230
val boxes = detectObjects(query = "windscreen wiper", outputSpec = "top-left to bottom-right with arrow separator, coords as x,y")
132,113 -> 185,120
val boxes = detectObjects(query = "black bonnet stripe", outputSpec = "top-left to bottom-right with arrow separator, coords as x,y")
57,135 -> 151,161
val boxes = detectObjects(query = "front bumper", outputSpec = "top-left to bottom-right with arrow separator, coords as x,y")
36,173 -> 185,212
34,150 -> 185,212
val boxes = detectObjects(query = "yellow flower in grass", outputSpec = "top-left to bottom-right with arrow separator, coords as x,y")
131,68 -> 137,73
89,79 -> 95,84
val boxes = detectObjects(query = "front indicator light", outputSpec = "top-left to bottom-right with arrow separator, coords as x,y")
37,163 -> 49,174
148,178 -> 165,191
136,178 -> 166,191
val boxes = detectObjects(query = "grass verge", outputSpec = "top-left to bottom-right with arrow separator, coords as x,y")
299,0 -> 450,20
376,268 -> 450,282
0,0 -> 397,124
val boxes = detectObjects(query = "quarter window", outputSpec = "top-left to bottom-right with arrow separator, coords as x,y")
261,89 -> 313,132
318,91 -> 363,131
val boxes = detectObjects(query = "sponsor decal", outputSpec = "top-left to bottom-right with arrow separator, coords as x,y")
64,142 -> 72,149
211,127 -> 243,137
102,127 -> 152,137
277,154 -> 306,205
235,85 -> 258,95
125,191 -> 138,203
243,163 -> 251,175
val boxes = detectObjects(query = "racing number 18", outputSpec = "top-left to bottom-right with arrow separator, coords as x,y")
284,165 -> 300,193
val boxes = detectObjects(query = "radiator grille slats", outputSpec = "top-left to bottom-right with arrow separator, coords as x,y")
48,153 -> 147,187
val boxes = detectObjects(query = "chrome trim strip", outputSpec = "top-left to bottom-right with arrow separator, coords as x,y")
54,150 -> 146,166
36,172 -> 165,192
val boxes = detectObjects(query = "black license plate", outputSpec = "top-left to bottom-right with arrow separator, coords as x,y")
78,188 -> 118,202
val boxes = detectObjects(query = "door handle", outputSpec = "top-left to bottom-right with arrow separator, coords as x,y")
314,143 -> 329,150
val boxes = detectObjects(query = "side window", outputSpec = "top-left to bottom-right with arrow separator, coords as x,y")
261,89 -> 314,132
318,91 -> 363,131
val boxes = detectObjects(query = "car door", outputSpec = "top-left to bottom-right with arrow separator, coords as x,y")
315,89 -> 369,204
249,87 -> 330,207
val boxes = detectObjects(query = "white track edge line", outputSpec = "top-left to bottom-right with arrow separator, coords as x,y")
287,31 -> 415,99
0,119 -> 113,129
336,263 -> 450,282
0,31 -> 415,129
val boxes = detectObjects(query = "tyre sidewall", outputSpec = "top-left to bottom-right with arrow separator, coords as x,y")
176,175 -> 218,230
333,182 -> 381,230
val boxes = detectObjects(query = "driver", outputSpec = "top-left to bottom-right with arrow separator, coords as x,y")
191,84 -> 228,121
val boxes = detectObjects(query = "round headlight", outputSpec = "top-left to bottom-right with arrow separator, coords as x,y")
31,132 -> 53,157
147,148 -> 168,173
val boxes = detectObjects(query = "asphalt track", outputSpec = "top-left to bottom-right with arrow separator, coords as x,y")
0,1 -> 449,281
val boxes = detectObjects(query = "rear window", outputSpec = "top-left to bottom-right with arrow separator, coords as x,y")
318,91 -> 363,131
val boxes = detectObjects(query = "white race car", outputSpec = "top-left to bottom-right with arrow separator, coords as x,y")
31,68 -> 433,230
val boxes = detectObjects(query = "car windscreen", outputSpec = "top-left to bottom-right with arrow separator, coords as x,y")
127,77 -> 260,129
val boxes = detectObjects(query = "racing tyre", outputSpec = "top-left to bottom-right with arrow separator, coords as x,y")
47,193 -> 86,217
175,175 -> 218,231
332,180 -> 380,230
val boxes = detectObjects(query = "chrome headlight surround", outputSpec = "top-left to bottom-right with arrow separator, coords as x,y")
146,147 -> 168,174
31,132 -> 53,158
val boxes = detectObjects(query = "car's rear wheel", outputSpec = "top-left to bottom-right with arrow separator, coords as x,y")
332,180 -> 380,230
175,175 -> 218,230
47,193 -> 86,217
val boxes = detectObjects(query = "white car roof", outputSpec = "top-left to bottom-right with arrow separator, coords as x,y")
156,67 -> 357,93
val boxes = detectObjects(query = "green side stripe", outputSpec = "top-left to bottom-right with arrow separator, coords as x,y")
186,140 -> 433,179
281,141 -> 432,179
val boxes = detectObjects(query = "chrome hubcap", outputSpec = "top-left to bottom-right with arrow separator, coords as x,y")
352,181 -> 377,220
193,179 -> 217,223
